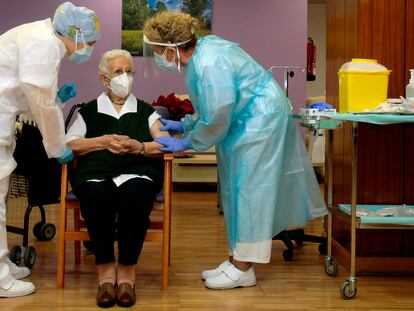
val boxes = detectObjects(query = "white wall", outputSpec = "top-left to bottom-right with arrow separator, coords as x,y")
307,3 -> 326,98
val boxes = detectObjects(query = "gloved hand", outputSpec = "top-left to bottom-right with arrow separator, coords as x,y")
56,147 -> 74,164
309,102 -> 333,111
159,118 -> 184,135
155,136 -> 190,153
57,83 -> 77,104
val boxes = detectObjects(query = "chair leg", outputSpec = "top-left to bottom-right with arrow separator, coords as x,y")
162,233 -> 169,290
168,211 -> 171,267
74,241 -> 81,264
57,243 -> 66,288
162,155 -> 172,290
57,237 -> 66,288
74,208 -> 81,264
273,230 -> 295,251
162,197 -> 170,290
57,207 -> 67,288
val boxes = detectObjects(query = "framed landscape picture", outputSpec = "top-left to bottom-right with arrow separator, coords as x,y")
122,0 -> 212,56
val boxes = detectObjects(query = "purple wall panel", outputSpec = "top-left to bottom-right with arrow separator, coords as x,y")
0,0 -> 307,114
212,0 -> 307,111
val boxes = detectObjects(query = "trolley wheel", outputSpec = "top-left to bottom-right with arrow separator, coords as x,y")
9,245 -> 21,266
23,246 -> 36,268
319,242 -> 327,255
33,222 -> 43,240
325,259 -> 338,277
40,223 -> 56,241
340,281 -> 357,299
33,222 -> 56,241
283,249 -> 294,261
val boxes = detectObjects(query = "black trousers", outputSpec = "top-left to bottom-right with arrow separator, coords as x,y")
74,178 -> 159,265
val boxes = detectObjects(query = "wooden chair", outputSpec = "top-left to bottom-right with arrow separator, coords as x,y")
57,154 -> 174,290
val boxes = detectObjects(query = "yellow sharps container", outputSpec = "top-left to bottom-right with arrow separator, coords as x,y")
338,59 -> 391,113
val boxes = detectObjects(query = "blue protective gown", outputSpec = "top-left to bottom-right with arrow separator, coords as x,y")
182,35 -> 327,252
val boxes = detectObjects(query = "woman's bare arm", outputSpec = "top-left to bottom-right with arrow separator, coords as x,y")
67,134 -> 121,156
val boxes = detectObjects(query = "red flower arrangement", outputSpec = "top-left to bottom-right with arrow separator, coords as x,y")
152,93 -> 195,121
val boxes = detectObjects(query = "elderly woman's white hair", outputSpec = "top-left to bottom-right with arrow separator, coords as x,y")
98,49 -> 134,74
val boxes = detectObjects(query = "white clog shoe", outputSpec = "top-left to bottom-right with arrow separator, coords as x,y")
0,279 -> 35,298
5,257 -> 30,279
205,263 -> 256,290
201,260 -> 231,280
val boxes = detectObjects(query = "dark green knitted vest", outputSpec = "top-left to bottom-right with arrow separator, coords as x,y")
71,98 -> 163,190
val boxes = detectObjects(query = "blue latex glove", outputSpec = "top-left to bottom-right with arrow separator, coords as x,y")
56,147 -> 74,164
309,102 -> 333,111
159,118 -> 184,135
155,136 -> 190,153
57,83 -> 77,104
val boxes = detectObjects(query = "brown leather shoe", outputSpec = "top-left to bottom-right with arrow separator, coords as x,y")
116,283 -> 136,308
96,282 -> 116,308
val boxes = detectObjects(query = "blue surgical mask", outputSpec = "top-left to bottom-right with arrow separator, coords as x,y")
154,49 -> 179,72
69,45 -> 94,64
69,29 -> 94,64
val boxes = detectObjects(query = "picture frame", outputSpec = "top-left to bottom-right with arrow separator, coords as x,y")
122,0 -> 212,56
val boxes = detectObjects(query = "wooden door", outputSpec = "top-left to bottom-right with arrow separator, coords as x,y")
327,0 -> 410,205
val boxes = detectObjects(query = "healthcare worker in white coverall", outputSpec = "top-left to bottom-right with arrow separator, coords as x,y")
0,2 -> 101,297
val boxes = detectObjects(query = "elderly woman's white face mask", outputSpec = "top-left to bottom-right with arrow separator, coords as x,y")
104,57 -> 135,98
107,73 -> 133,98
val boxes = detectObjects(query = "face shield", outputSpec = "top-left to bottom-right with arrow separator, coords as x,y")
143,34 -> 192,78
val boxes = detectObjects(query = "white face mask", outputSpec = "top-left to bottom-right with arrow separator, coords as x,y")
107,73 -> 133,98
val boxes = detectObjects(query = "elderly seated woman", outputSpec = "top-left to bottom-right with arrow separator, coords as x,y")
65,49 -> 169,308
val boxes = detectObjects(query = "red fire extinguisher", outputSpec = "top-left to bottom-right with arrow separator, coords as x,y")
307,37 -> 316,81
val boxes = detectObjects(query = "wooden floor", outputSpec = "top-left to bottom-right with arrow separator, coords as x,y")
4,190 -> 414,310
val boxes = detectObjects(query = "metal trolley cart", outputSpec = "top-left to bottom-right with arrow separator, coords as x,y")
300,113 -> 414,299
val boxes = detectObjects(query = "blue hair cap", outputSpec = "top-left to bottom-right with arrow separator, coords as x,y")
53,2 -> 101,42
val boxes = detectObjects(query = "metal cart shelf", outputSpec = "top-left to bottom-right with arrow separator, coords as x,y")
297,113 -> 414,299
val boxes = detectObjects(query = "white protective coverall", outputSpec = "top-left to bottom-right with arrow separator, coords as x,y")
0,18 -> 66,287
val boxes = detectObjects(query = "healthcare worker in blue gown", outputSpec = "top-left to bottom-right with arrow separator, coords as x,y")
0,2 -> 101,297
144,11 -> 327,290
